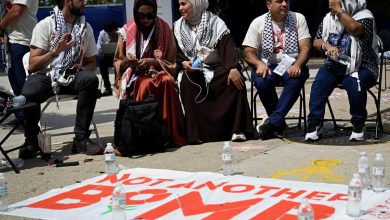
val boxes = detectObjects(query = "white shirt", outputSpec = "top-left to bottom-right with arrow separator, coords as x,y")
30,16 -> 97,59
6,0 -> 38,46
242,12 -> 311,64
96,30 -> 111,56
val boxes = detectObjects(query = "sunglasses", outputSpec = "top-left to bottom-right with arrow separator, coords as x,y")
137,12 -> 156,20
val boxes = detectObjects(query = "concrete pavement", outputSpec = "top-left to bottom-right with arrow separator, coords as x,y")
0,59 -> 389,219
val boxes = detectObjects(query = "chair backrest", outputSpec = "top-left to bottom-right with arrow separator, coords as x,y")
22,52 -> 30,77
379,29 -> 390,52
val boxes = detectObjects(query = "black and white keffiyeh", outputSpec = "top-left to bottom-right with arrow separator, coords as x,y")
174,10 -> 229,61
48,6 -> 86,92
261,12 -> 298,65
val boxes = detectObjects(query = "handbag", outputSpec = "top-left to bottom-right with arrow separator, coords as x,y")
324,31 -> 352,75
114,94 -> 167,156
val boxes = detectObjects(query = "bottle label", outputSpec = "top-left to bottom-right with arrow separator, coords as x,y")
373,167 -> 385,176
105,153 -> 115,162
358,165 -> 369,174
348,188 -> 362,201
222,153 -> 233,162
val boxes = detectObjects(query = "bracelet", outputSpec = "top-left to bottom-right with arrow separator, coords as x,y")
321,42 -> 327,52
336,10 -> 344,19
48,50 -> 58,58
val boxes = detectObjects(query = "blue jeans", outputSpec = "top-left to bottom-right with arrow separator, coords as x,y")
8,43 -> 29,96
252,65 -> 309,128
308,66 -> 376,126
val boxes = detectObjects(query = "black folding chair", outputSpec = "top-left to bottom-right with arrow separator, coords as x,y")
0,102 -> 38,173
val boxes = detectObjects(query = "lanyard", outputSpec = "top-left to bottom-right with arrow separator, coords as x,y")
139,24 -> 156,58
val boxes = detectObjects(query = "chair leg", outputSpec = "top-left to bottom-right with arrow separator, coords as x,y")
326,99 -> 338,130
91,119 -> 102,147
302,86 -> 307,134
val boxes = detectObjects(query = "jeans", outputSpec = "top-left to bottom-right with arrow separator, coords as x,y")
98,54 -> 114,90
8,43 -> 29,96
21,71 -> 99,145
252,65 -> 309,128
307,66 -> 376,126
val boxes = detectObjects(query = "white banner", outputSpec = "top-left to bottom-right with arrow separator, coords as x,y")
125,0 -> 174,27
1,168 -> 390,219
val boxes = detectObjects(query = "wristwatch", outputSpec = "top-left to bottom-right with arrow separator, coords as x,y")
336,10 -> 345,19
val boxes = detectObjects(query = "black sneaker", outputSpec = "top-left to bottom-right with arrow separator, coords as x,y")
18,144 -> 39,160
101,89 -> 113,97
256,121 -> 277,140
72,138 -> 104,155
2,118 -> 20,127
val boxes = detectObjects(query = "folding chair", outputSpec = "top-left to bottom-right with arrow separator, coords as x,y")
22,52 -> 103,148
325,36 -> 386,139
250,78 -> 307,133
0,103 -> 37,173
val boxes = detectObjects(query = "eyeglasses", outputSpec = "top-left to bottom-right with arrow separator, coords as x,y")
137,12 -> 156,20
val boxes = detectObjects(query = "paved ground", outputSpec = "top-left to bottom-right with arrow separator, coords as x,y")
0,58 -> 389,219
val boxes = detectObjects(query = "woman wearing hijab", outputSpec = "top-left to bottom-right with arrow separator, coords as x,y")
174,0 -> 254,144
305,0 -> 378,141
114,0 -> 187,148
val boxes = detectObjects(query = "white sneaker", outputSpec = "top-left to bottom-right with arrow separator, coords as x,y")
231,132 -> 246,142
305,125 -> 322,141
349,126 -> 366,141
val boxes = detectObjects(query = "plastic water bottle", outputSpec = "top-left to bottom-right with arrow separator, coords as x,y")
104,143 -> 117,176
357,151 -> 370,189
0,158 -> 24,169
0,173 -> 8,212
222,141 -> 234,176
112,182 -> 126,220
372,153 -> 386,192
346,173 -> 363,217
297,198 -> 314,220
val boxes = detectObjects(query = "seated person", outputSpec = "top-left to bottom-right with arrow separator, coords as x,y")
305,0 -> 378,141
174,0 -> 253,143
113,0 -> 187,148
243,0 -> 311,140
96,20 -> 118,96
19,0 -> 102,159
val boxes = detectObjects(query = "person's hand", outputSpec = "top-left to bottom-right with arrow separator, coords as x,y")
0,36 -> 4,44
227,68 -> 245,90
182,60 -> 198,73
325,44 -> 340,60
52,32 -> 74,55
137,58 -> 155,69
329,0 -> 342,15
255,62 -> 271,78
287,64 -> 301,78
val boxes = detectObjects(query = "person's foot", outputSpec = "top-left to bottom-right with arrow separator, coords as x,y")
2,118 -> 20,127
231,132 -> 246,142
256,121 -> 277,140
101,89 -> 113,97
349,124 -> 366,141
305,124 -> 323,141
72,138 -> 104,155
18,144 -> 40,160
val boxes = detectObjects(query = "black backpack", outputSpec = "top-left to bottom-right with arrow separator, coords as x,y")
114,95 -> 167,156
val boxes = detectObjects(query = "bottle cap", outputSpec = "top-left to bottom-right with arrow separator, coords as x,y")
376,152 -> 382,158
360,151 -> 366,156
353,173 -> 360,178
223,141 -> 230,148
